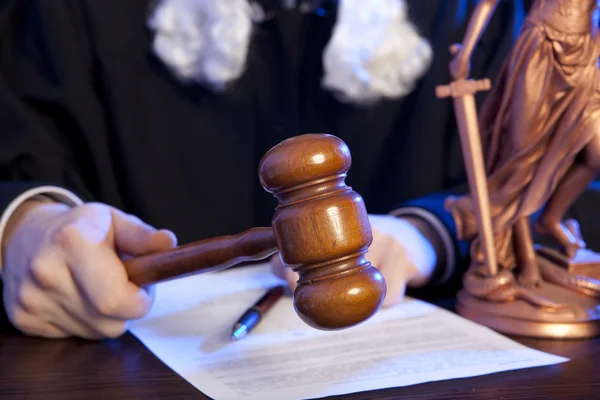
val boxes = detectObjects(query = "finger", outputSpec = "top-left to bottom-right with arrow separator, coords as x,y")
142,284 -> 156,305
6,308 -> 69,339
110,208 -> 177,256
53,311 -> 129,340
15,278 -> 56,316
449,43 -> 462,55
12,271 -> 76,335
270,254 -> 285,280
564,219 -> 583,241
56,226 -> 154,320
3,274 -> 67,338
43,301 -> 105,340
370,236 -> 410,307
12,254 -> 127,339
48,287 -> 129,340
76,248 -> 153,320
270,254 -> 298,291
59,294 -> 132,339
23,267 -> 128,339
380,259 -> 408,308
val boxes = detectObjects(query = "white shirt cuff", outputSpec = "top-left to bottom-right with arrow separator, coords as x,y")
388,206 -> 456,285
0,186 -> 84,275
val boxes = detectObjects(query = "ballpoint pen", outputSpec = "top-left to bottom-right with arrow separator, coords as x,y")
231,285 -> 285,340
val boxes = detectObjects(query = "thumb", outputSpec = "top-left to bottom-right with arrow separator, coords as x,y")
378,255 -> 408,307
110,208 -> 177,257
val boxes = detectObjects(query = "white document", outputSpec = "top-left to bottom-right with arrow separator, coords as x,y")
129,264 -> 568,400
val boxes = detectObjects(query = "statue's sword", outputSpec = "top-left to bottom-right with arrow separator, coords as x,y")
436,76 -> 497,276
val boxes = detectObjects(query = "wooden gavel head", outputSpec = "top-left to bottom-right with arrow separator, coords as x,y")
259,134 -> 387,330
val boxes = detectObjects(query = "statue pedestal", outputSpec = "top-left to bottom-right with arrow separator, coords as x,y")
536,246 -> 600,281
455,253 -> 600,339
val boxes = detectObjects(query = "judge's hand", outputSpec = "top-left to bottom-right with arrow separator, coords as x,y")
448,43 -> 471,80
272,214 -> 438,307
1,200 -> 176,339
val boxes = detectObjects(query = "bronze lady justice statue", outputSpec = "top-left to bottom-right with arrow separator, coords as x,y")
439,0 -> 600,338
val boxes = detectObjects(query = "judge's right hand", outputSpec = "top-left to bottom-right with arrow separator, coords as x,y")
1,200 -> 176,339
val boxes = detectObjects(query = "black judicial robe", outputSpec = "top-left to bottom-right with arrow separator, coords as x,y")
0,0 -> 598,287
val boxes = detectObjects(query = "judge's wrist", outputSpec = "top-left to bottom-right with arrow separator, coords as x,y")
1,198 -> 69,260
0,186 -> 85,276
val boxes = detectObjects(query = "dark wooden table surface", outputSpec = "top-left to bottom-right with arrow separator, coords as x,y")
0,299 -> 598,400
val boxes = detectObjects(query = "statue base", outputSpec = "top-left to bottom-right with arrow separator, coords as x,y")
536,245 -> 600,281
456,254 -> 600,339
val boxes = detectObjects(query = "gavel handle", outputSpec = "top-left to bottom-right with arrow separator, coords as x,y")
123,227 -> 277,287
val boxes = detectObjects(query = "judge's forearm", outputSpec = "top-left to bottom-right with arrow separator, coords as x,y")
460,0 -> 501,59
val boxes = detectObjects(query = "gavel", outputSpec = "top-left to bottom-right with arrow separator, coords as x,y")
123,134 -> 386,330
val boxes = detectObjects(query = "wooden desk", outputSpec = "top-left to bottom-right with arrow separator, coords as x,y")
0,305 -> 598,400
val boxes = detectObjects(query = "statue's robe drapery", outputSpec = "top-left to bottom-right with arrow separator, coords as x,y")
445,8 -> 600,269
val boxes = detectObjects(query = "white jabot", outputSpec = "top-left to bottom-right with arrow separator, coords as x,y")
147,0 -> 254,91
322,0 -> 432,104
147,0 -> 432,103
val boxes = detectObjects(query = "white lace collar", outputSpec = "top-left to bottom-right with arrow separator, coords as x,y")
147,0 -> 432,105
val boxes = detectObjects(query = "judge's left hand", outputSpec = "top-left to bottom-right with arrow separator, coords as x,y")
271,214 -> 438,307
448,43 -> 471,80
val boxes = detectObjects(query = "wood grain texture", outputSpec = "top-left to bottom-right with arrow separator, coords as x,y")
259,134 -> 386,330
0,296 -> 597,400
121,133 -> 387,330
124,227 -> 277,286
